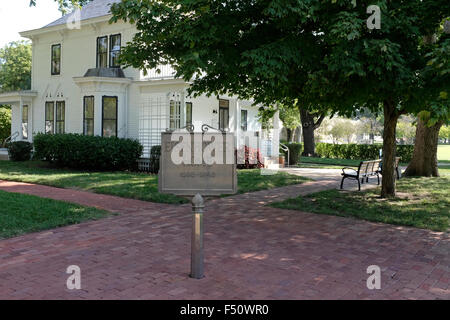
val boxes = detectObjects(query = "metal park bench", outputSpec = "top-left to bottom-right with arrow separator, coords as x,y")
340,159 -> 382,191
378,157 -> 402,180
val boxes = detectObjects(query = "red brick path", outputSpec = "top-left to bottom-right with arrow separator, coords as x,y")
0,180 -> 448,300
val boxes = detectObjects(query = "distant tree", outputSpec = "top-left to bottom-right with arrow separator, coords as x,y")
396,117 -> 416,145
439,126 -> 450,144
330,119 -> 355,144
0,41 -> 32,93
355,109 -> 384,144
279,105 -> 300,143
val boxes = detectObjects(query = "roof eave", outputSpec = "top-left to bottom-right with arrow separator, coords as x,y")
0,91 -> 38,104
20,14 -> 113,38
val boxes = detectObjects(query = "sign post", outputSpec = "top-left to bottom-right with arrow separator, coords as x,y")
158,126 -> 237,279
190,193 -> 205,279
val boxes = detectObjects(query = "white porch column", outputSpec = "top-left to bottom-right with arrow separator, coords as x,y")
19,98 -> 23,140
235,99 -> 240,149
272,110 -> 281,157
29,100 -> 33,141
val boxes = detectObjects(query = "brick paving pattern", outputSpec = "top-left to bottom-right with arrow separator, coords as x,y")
0,179 -> 448,300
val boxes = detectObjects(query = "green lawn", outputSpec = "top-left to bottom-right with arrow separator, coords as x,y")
438,145 -> 450,166
271,169 -> 450,231
0,190 -> 109,239
236,169 -> 310,194
0,161 -> 310,204
299,157 -> 361,169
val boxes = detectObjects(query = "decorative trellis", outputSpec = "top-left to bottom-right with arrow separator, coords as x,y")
139,92 -> 184,158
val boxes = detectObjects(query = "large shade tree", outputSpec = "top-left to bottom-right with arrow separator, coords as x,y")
109,0 -> 449,198
403,23 -> 449,177
30,0 -> 449,197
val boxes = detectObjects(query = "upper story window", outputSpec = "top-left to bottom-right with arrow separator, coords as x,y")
96,34 -> 121,68
51,44 -> 61,75
169,100 -> 181,130
97,36 -> 108,68
241,109 -> 248,132
109,34 -> 121,68
219,99 -> 229,131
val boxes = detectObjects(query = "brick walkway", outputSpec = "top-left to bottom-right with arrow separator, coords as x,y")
0,179 -> 448,300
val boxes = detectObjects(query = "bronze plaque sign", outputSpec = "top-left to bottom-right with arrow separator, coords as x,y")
159,132 -> 237,196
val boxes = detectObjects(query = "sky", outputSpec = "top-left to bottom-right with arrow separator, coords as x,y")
0,0 -> 62,48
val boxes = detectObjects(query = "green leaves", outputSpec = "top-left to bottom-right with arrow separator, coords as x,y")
0,41 -> 32,93
109,0 -> 449,122
29,0 -> 92,13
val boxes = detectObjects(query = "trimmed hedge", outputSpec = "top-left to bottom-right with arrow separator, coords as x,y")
33,133 -> 143,171
284,143 -> 303,165
7,141 -> 33,161
315,143 -> 414,162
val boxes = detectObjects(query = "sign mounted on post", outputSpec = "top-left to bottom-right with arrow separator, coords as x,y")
158,126 -> 237,279
158,130 -> 237,196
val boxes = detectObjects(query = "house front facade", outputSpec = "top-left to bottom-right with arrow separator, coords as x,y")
0,0 -> 280,160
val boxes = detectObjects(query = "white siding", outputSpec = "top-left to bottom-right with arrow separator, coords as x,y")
21,19 -> 266,155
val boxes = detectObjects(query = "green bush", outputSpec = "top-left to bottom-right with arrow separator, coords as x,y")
149,145 -> 161,174
0,107 -> 11,144
285,143 -> 303,165
396,145 -> 414,163
33,133 -> 143,171
315,143 -> 414,162
7,141 -> 33,161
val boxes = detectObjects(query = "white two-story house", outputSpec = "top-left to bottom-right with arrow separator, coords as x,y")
0,0 -> 280,159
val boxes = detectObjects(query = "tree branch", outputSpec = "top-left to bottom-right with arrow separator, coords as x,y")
313,113 -> 326,130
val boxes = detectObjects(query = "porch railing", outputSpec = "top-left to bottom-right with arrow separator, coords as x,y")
280,143 -> 290,167
2,131 -> 19,148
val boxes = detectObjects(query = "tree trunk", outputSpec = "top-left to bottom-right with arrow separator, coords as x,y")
381,100 -> 401,198
302,125 -> 315,156
300,108 -> 316,156
403,117 -> 443,177
286,128 -> 293,143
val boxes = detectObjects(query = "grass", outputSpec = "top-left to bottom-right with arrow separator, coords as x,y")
0,190 -> 109,239
438,145 -> 450,166
271,168 -> 450,231
0,161 -> 310,204
236,169 -> 311,194
299,145 -> 450,169
299,157 -> 361,169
